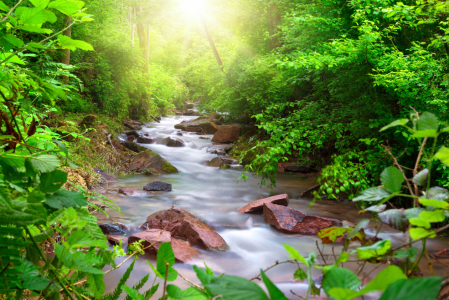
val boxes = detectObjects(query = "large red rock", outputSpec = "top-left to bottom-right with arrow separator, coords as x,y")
211,125 -> 240,143
140,208 -> 227,251
263,203 -> 342,234
237,194 -> 289,213
174,117 -> 218,134
127,229 -> 200,263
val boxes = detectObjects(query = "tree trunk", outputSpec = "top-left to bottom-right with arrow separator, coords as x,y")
131,7 -> 135,47
200,14 -> 223,72
267,1 -> 281,50
61,15 -> 72,84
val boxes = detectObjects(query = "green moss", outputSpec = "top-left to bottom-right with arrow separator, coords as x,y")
162,161 -> 178,173
220,163 -> 228,169
144,168 -> 161,175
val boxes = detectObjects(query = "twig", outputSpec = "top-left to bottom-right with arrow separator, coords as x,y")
291,290 -> 306,299
316,240 -> 327,265
249,260 -> 295,281
430,253 -> 449,268
1,0 -> 23,22
178,272 -> 205,291
382,145 -> 415,196
424,246 -> 434,275
162,262 -> 169,300
107,134 -> 118,153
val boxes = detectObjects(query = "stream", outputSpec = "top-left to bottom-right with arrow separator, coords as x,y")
95,115 -> 449,299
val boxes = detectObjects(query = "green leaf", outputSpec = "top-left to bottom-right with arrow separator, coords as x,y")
327,288 -> 361,300
0,1 -> 9,12
44,190 -> 86,209
380,167 -> 404,193
30,154 -> 60,173
412,129 -> 437,138
356,240 -> 391,260
361,265 -> 406,293
30,0 -> 50,9
322,268 -> 361,295
419,198 -> 449,209
380,119 -> 408,132
293,268 -> 307,280
352,187 -> 390,202
205,275 -> 269,300
347,219 -> 369,240
409,228 -> 436,240
153,242 -> 177,281
318,227 -> 348,243
27,190 -> 45,203
39,169 -> 67,193
427,187 -> 449,200
4,35 -> 24,47
379,277 -> 443,300
66,230 -> 107,248
419,210 -> 445,222
122,286 -> 144,300
21,277 -> 51,290
57,35 -> 94,51
418,112 -> 439,132
412,169 -> 428,186
409,218 -> 431,229
261,270 -> 288,300
378,209 -> 409,232
44,10 -> 57,23
166,285 -> 208,300
87,273 -> 105,298
193,265 -> 214,285
20,7 -> 47,24
435,146 -> 449,167
18,25 -> 52,34
404,208 -> 424,219
1,154 -> 25,168
48,0 -> 82,15
283,244 -> 307,264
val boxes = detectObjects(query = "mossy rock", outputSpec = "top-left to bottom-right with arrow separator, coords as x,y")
79,115 -> 97,129
122,141 -> 147,153
56,125 -> 79,142
129,149 -> 179,175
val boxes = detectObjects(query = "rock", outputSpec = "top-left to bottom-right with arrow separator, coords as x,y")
144,181 -> 172,192
207,157 -> 230,169
118,188 -> 153,197
129,149 -> 179,175
299,185 -> 320,198
128,229 -> 200,263
127,135 -> 136,141
124,120 -> 142,130
224,144 -> 234,153
166,137 -> 185,147
56,125 -> 79,142
141,207 -> 227,251
263,203 -> 343,234
185,103 -> 194,109
93,168 -> 118,181
237,194 -> 289,214
216,149 -> 226,156
184,109 -> 199,116
137,137 -> 156,144
199,137 -> 209,140
284,165 -> 317,173
176,132 -> 183,136
122,141 -> 147,153
211,125 -> 240,143
79,115 -> 97,129
125,130 -> 140,137
107,235 -> 128,246
174,117 -> 218,134
169,109 -> 184,115
99,223 -> 126,235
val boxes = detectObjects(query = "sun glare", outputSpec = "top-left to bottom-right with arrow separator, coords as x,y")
181,0 -> 205,16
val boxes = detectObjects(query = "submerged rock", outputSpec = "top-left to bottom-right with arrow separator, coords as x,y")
237,194 -> 289,214
127,229 -> 200,263
129,149 -> 179,175
207,157 -> 230,169
166,137 -> 185,147
211,125 -> 240,143
284,165 -> 317,173
263,203 -> 342,234
99,223 -> 126,235
141,207 -> 227,251
143,181 -> 172,192
174,117 -> 218,134
118,188 -> 153,197
93,168 -> 118,182
107,235 -> 128,246
137,137 -> 156,144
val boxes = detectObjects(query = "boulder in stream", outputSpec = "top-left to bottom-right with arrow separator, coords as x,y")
118,188 -> 153,197
166,137 -> 185,147
207,157 -> 230,169
93,168 -> 118,182
140,207 -> 228,251
124,120 -> 142,130
129,149 -> 179,175
143,181 -> 172,192
237,194 -> 289,214
128,229 -> 200,263
122,141 -> 148,153
263,203 -> 342,234
174,117 -> 218,134
211,125 -> 240,143
99,223 -> 127,235
137,136 -> 156,144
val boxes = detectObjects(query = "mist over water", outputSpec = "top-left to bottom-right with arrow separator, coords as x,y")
96,115 -> 449,299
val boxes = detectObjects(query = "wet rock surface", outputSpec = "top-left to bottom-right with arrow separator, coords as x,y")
137,136 -> 156,144
122,141 -> 147,153
237,194 -> 289,214
262,203 -> 342,234
93,168 -> 118,181
284,165 -> 317,173
211,125 -> 240,143
127,229 -> 200,263
166,137 -> 185,147
99,223 -> 127,235
128,149 -> 179,175
141,207 -> 227,251
207,157 -> 230,169
143,181 -> 172,192
107,235 -> 128,246
174,117 -> 218,134
118,188 -> 153,197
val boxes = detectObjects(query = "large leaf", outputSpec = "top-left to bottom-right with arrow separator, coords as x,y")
409,218 -> 431,229
44,190 -> 86,209
378,209 -> 409,232
380,119 -> 408,132
57,35 -> 94,51
19,7 -> 47,24
404,208 -> 424,219
193,265 -> 214,285
205,275 -> 269,300
322,268 -> 361,295
1,154 -> 25,168
417,112 -> 439,132
412,169 -> 428,186
347,219 -> 369,241
356,240 -> 391,260
65,230 -> 107,248
30,154 -> 60,173
420,210 -> 445,223
426,186 -> 449,200
0,1 -> 9,12
352,187 -> 390,202
30,0 -> 50,9
409,228 -> 436,240
318,227 -> 348,244
283,244 -> 307,264
435,146 -> 449,167
166,285 -> 208,300
261,270 -> 288,300
39,169 -> 67,193
380,167 -> 404,193
361,265 -> 407,293
87,273 -> 105,298
419,198 -> 449,209
48,0 -> 82,15
379,277 -> 443,300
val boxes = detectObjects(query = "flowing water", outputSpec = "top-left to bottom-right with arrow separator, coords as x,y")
96,115 -> 449,299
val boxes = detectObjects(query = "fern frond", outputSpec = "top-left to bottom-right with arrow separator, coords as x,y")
124,274 -> 149,300
102,260 -> 135,300
75,208 -> 106,241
